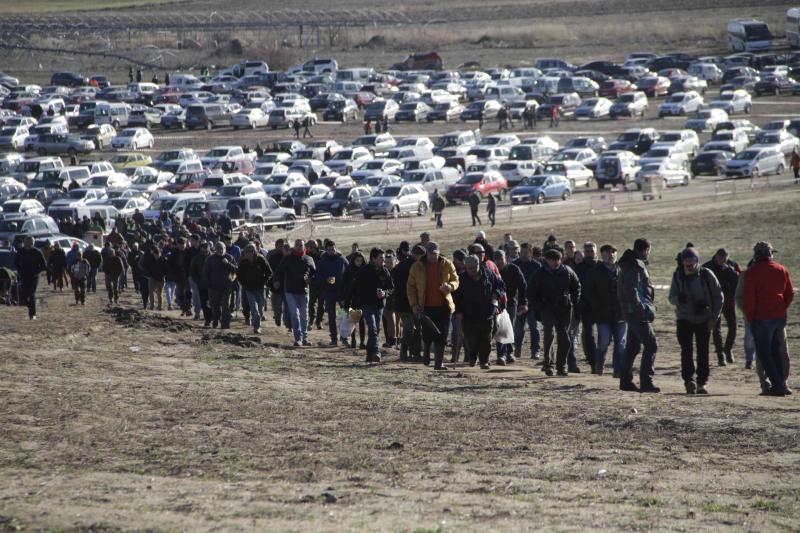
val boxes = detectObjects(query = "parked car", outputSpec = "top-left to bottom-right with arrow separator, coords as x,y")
635,76 -> 671,97
402,167 -> 461,195
110,152 -> 152,170
352,133 -> 396,156
609,91 -> 649,118
750,130 -> 800,155
110,127 -> 154,150
691,150 -> 734,176
656,130 -> 700,156
325,147 -> 373,174
311,186 -> 371,216
564,136 -> 607,153
595,150 -> 641,188
364,99 -> 400,122
395,101 -> 431,122
598,79 -> 637,98
445,170 -> 507,203
510,174 -> 572,204
232,107 -> 269,129
460,99 -> 502,121
541,160 -> 594,188
30,133 -> 94,156
635,160 -> 691,189
185,103 -> 231,130
362,183 -> 429,218
754,75 -> 797,96
703,130 -> 749,154
322,98 -> 359,122
79,124 -> 116,150
574,97 -> 612,119
427,101 -> 465,122
536,93 -> 582,119
658,91 -> 704,116
724,147 -> 785,177
160,108 -> 186,129
708,89 -> 752,115
0,125 -> 29,150
281,184 -> 330,216
498,160 -> 540,187
608,128 -> 659,154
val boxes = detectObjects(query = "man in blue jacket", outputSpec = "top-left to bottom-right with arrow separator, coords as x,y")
315,239 -> 349,345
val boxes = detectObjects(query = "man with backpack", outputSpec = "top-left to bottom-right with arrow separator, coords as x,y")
668,247 -> 723,394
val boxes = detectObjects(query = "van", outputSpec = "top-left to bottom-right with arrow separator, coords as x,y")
12,156 -> 64,183
336,68 -> 374,83
401,167 -> 460,195
185,104 -> 231,130
433,130 -> 479,157
94,102 -> 129,128
30,166 -> 91,189
168,74 -> 204,91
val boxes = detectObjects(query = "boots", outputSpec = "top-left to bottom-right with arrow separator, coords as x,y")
724,349 -> 734,364
717,353 -> 727,367
399,344 -> 408,361
433,345 -> 447,370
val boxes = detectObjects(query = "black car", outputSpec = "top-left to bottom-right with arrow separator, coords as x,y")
310,186 -> 370,217
691,150 -> 733,176
19,187 -> 67,207
536,93 -> 581,119
185,103 -> 231,130
310,92 -> 338,111
578,61 -> 625,77
50,71 -> 88,87
754,75 -> 797,96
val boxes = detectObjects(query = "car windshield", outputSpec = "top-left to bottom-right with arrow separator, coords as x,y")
0,220 -> 23,231
719,93 -> 735,101
203,177 -> 224,187
288,187 -> 310,197
646,149 -> 669,157
207,149 -> 229,157
543,163 -> 565,173
110,155 -> 130,163
618,93 -> 636,102
379,186 -> 401,197
267,175 -> 289,184
16,162 -> 40,172
2,203 -> 20,212
119,130 -> 136,137
471,149 -> 491,158
641,164 -> 661,172
87,177 -> 107,186
0,128 -> 16,135
433,103 -> 450,110
353,136 -> 375,146
133,174 -> 157,184
110,199 -> 130,209
324,188 -> 351,200
436,135 -> 461,147
149,198 -> 176,210
736,151 -> 759,160
157,151 -> 180,161
521,177 -> 546,186
364,161 -> 386,169
696,111 -> 712,119
567,139 -> 588,147
659,133 -> 681,142
332,150 -> 353,160
217,185 -> 242,196
712,132 -> 733,141
67,190 -> 87,199
666,95 -> 683,103
459,174 -> 483,184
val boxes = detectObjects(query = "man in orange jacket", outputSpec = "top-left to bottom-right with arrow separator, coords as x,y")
743,241 -> 795,396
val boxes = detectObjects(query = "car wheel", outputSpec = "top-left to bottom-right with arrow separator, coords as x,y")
341,207 -> 349,217
776,164 -> 785,175
68,147 -> 77,156
715,166 -> 723,177
392,205 -> 400,216
206,121 -> 214,130
586,178 -> 593,189
569,178 -> 576,189
775,87 -> 781,96
271,125 -> 276,130
536,192 -> 545,204
561,190 -> 570,201
148,140 -> 153,148
745,105 -> 751,114
597,180 -> 605,190
417,202 -> 428,216
682,175 -> 689,186
283,215 -> 296,230
663,178 -> 669,189
253,216 -> 264,223
112,120 -> 119,129
233,125 -> 239,130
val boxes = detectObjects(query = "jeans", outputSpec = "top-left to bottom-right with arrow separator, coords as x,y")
488,209 -> 496,227
198,287 -> 211,324
105,274 -> 119,303
743,320 -> 756,365
245,290 -> 264,332
677,319 -> 711,386
271,290 -> 284,325
20,276 -> 39,318
751,317 -> 787,391
620,319 -> 658,386
285,292 -> 310,342
165,281 -> 176,307
514,308 -> 540,357
138,276 -> 149,308
470,210 -> 482,226
88,267 -> 98,292
713,306 -> 737,357
362,305 -> 384,357
541,310 -> 572,372
450,313 -> 462,360
208,287 -> 232,328
580,311 -> 597,367
567,311 -> 581,369
190,278 -> 202,318
596,322 -> 626,375
435,212 -> 443,228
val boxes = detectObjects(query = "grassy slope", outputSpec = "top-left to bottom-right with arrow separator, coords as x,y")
0,0 -> 178,14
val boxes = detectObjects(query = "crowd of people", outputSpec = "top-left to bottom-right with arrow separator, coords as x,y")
8,213 -> 795,397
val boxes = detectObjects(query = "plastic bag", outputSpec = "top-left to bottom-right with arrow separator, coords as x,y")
493,310 -> 514,344
338,309 -> 356,338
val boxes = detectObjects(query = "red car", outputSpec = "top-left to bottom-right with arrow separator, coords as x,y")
635,76 -> 671,97
445,170 -> 507,203
391,51 -> 443,71
161,169 -> 210,193
598,79 -> 637,98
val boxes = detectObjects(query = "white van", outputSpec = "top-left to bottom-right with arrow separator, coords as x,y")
433,130 -> 479,157
221,61 -> 269,78
168,74 -> 204,91
336,68 -> 374,83
158,159 -> 204,175
143,191 -> 207,221
94,102 -> 130,128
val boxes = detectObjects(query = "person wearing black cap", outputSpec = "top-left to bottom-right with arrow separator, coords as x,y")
393,244 -> 425,360
528,247 -> 581,376
586,244 -> 625,376
407,241 -> 460,370
703,248 -> 741,365
668,247 -> 723,394
617,238 -> 659,393
542,234 -> 560,253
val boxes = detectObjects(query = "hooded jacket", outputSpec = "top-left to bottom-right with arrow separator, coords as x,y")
407,255 -> 460,313
668,266 -> 723,324
315,252 -> 349,298
703,259 -> 739,311
617,249 -> 655,321
527,262 -> 580,316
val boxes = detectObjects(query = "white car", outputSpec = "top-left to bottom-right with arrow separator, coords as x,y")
50,187 -> 106,207
0,125 -> 29,150
541,160 -> 593,188
479,134 -> 521,148
684,108 -> 729,132
551,148 -> 598,167
655,130 -> 700,157
709,89 -> 752,115
325,146 -> 373,174
0,199 -> 45,218
574,97 -> 612,119
658,91 -> 704,116
261,172 -> 311,197
397,136 -> 435,152
750,130 -> 800,156
638,144 -> 689,168
201,146 -> 246,168
110,128 -> 154,150
351,159 -> 404,180
107,196 -> 151,217
703,129 -> 749,154
519,136 -> 559,151
232,107 -> 269,129
362,183 -> 429,218
635,160 -> 691,188
498,160 -> 540,186
85,173 -> 132,190
130,169 -> 173,192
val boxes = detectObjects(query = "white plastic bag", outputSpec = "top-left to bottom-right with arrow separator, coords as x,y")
493,310 -> 514,344
338,310 -> 355,338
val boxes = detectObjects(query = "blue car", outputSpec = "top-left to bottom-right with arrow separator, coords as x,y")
509,174 -> 572,204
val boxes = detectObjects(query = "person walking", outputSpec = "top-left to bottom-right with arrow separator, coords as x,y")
791,147 -> 800,184
743,241 -> 795,396
353,248 -> 394,362
84,244 -> 102,293
315,240 -> 349,345
528,248 -> 581,376
431,190 -> 445,229
617,238 -> 660,393
342,251 -> 367,349
69,251 -> 91,305
146,246 -> 167,311
103,249 -> 124,305
703,248 -> 740,366
302,115 -> 313,138
15,236 -> 46,320
486,193 -> 497,227
668,247 -> 724,394
190,242 -> 213,326
48,242 -> 68,291
585,244 -> 626,376
292,119 -> 301,139
266,239 -> 287,327
468,191 -> 482,226
455,255 -> 506,369
513,243 -> 542,360
203,241 -> 238,329
574,242 -> 599,369
550,105 -> 560,128
273,239 -> 316,346
393,245 -> 425,361
497,105 -> 508,131
237,243 -> 272,334
494,250 -> 526,365
407,242 -> 460,370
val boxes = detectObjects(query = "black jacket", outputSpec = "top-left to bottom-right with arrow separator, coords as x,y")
189,253 -> 209,289
499,262 -> 527,309
166,248 -> 187,283
391,256 -> 416,313
84,248 -> 102,269
237,254 -> 272,292
454,264 -> 506,322
47,249 -> 67,273
703,259 -> 739,310
342,253 -> 365,308
274,253 -> 316,295
513,257 -> 541,285
585,261 -> 623,324
203,253 -> 237,291
352,263 -> 394,309
527,263 -> 580,317
14,247 -> 46,280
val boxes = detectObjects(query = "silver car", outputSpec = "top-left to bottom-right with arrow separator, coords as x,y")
362,183 -> 429,218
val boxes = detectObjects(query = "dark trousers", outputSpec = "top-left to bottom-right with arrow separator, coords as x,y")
435,213 -> 443,228
712,307 -> 737,357
488,209 -> 496,227
105,275 -> 119,303
424,305 -> 451,368
271,290 -> 284,325
208,287 -> 232,327
581,311 -> 597,366
496,302 -> 516,358
88,267 -> 98,292
677,319 -> 711,386
199,287 -> 211,323
73,279 -> 86,304
541,310 -> 572,371
514,308 -> 540,356
350,317 -> 366,347
463,317 -> 495,365
138,276 -> 149,308
399,311 -> 420,357
309,285 -> 324,326
20,276 -> 39,318
620,319 -> 658,386
751,318 -> 787,391
470,209 -> 482,226
177,281 -> 191,313
325,295 -> 338,342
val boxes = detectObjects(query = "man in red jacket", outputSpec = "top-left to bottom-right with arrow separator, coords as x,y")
743,242 -> 795,396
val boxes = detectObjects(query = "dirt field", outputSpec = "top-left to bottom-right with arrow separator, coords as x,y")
1,174 -> 799,531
